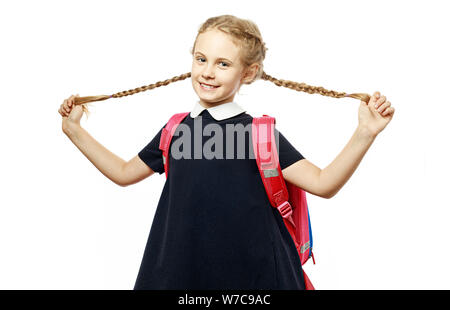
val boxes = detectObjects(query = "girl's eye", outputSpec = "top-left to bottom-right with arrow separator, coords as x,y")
196,57 -> 229,67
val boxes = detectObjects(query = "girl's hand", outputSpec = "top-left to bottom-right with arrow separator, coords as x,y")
358,91 -> 395,138
59,94 -> 86,132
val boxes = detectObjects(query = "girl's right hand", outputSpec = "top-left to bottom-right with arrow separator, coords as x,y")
59,94 -> 85,131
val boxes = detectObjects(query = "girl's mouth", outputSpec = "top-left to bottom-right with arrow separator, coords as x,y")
200,82 -> 219,90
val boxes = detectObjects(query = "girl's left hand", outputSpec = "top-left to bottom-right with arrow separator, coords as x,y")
358,91 -> 395,138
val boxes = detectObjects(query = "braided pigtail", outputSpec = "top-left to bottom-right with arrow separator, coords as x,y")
73,72 -> 192,115
261,72 -> 370,103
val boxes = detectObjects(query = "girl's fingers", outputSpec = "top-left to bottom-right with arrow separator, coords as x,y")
382,108 -> 389,116
369,91 -> 381,108
370,91 -> 379,104
375,101 -> 392,116
376,102 -> 385,113
382,103 -> 393,116
69,94 -> 78,106
60,97 -> 71,116
66,95 -> 76,111
60,94 -> 78,116
60,102 -> 67,114
377,100 -> 391,114
374,95 -> 386,109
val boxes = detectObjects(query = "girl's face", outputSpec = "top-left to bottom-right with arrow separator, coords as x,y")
191,29 -> 248,109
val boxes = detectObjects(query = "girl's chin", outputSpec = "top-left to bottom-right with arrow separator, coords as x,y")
198,96 -> 226,105
199,87 -> 220,94
197,89 -> 223,100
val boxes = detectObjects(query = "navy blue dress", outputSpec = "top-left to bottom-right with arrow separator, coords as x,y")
135,109 -> 306,290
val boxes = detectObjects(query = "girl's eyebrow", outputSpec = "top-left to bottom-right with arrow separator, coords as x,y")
194,52 -> 233,63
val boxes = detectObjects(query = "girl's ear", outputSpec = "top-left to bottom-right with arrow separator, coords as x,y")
241,63 -> 259,84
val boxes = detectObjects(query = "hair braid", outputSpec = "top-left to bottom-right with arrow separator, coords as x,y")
73,72 -> 192,115
261,72 -> 370,102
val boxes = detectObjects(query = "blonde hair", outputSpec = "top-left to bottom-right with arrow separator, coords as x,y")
73,15 -> 370,114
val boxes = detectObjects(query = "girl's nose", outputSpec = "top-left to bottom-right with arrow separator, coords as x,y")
202,65 -> 215,79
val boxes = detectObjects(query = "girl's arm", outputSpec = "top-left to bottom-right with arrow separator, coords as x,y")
60,94 -> 154,187
318,126 -> 375,198
283,126 -> 375,199
282,91 -> 394,199
64,123 -> 154,187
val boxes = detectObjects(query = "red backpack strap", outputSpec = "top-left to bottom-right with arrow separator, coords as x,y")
251,115 -> 293,220
158,112 -> 190,178
253,115 -> 316,290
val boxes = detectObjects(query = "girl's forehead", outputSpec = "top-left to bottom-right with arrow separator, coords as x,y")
195,29 -> 241,60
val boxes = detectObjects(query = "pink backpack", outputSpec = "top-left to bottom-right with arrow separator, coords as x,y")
159,112 -> 315,290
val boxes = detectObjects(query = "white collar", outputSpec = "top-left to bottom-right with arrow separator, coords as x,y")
190,100 -> 246,121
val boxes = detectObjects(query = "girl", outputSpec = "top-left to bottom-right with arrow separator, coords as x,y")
58,15 -> 395,290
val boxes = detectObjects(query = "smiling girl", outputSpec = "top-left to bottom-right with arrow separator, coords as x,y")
59,15 -> 394,290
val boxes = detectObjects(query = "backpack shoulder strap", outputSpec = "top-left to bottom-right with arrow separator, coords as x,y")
159,112 -> 190,178
251,115 -> 292,218
253,115 -> 316,289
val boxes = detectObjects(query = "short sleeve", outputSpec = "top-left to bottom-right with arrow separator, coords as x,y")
138,125 -> 166,175
275,128 -> 305,170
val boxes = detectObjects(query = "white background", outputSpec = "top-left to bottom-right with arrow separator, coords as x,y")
0,0 -> 448,289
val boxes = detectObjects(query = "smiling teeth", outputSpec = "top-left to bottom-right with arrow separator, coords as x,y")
201,83 -> 217,89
